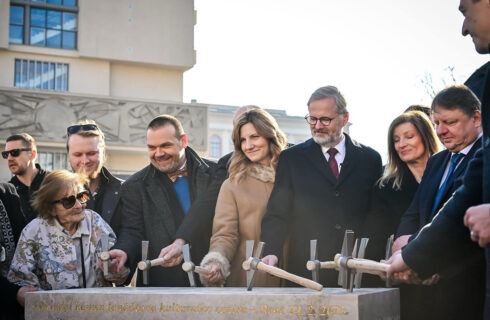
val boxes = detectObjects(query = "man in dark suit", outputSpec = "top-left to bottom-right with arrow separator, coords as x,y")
67,120 -> 122,226
394,85 -> 484,320
260,85 -> 382,286
109,115 -> 217,286
388,0 -> 490,317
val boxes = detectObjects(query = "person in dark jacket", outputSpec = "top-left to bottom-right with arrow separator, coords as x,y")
364,111 -> 438,265
388,0 -> 490,318
109,115 -> 217,287
260,85 -> 382,287
66,120 -> 122,227
0,182 -> 36,320
4,133 -> 48,222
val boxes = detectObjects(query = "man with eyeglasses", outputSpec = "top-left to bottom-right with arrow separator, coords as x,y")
66,120 -> 122,226
260,85 -> 382,287
3,133 -> 48,222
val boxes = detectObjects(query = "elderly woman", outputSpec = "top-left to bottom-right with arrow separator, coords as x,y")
8,170 -> 121,295
200,109 -> 287,287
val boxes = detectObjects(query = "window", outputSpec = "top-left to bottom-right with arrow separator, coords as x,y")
15,59 -> 69,91
210,135 -> 222,158
9,0 -> 78,49
38,151 -> 67,171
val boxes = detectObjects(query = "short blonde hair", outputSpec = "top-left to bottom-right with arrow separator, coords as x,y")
32,170 -> 88,222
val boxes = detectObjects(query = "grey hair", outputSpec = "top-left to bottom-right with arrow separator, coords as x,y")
307,86 -> 347,114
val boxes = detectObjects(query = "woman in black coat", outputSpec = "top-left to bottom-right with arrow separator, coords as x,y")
364,111 -> 439,268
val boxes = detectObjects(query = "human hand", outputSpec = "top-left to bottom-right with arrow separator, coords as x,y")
158,238 -> 185,267
201,264 -> 224,286
392,235 -> 411,255
464,204 -> 490,247
16,286 -> 38,307
421,273 -> 440,286
101,249 -> 127,273
261,255 -> 278,266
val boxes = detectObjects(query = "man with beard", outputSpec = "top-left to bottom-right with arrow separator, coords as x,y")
67,120 -> 122,226
260,86 -> 382,287
4,133 -> 47,222
388,0 -> 490,317
109,115 -> 217,286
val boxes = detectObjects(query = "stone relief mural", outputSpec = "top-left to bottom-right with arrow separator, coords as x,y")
0,90 -> 208,151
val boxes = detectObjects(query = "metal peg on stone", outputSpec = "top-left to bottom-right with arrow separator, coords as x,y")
384,234 -> 394,288
243,240 -> 323,291
181,244 -> 210,287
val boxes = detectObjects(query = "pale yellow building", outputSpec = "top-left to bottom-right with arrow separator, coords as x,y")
0,0 -> 199,180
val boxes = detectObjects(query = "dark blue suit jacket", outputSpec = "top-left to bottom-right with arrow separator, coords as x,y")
403,63 -> 489,318
397,138 -> 482,239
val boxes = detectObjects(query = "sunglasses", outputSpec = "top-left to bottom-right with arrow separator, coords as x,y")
67,124 -> 99,135
1,148 -> 32,159
53,191 -> 90,209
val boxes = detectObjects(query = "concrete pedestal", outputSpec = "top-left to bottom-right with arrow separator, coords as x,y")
25,287 -> 399,320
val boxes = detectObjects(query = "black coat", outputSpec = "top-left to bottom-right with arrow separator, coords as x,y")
9,163 -> 48,222
85,166 -> 123,227
0,182 -> 26,318
261,134 -> 382,286
364,164 -> 419,263
402,61 -> 490,319
113,147 -> 217,287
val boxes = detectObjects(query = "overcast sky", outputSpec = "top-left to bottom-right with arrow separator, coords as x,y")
183,0 -> 489,159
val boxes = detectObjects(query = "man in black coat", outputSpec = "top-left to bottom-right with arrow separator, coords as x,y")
394,85 -> 484,320
109,115 -> 217,286
66,120 -> 123,227
4,133 -> 48,222
388,0 -> 490,317
261,85 -> 382,286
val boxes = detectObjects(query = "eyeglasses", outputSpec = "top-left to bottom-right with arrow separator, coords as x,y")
53,191 -> 90,209
67,124 -> 99,135
1,148 -> 32,159
304,115 -> 335,126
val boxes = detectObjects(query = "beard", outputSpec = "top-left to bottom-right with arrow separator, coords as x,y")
312,130 -> 343,147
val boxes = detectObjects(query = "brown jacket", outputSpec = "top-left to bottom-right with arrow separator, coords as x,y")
200,164 -> 280,287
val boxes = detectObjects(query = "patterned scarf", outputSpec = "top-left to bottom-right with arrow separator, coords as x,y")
0,198 -> 16,277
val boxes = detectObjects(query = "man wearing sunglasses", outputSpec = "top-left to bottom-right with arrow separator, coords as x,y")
4,133 -> 48,222
109,115 -> 217,287
66,120 -> 122,226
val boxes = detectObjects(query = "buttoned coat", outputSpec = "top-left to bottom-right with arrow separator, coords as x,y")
261,134 -> 382,286
113,147 -> 217,287
403,62 -> 489,318
200,164 -> 280,287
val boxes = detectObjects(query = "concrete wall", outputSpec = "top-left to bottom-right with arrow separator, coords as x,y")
110,62 -> 183,102
78,0 -> 196,69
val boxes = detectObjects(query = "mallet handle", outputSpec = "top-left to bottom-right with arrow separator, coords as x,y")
182,262 -> 211,275
137,257 -> 165,271
243,258 -> 323,291
334,254 -> 389,275
306,260 -> 337,270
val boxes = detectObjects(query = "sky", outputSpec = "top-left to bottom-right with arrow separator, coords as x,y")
183,0 -> 489,159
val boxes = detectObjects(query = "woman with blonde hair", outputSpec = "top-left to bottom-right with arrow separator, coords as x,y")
364,110 -> 439,276
200,108 -> 287,287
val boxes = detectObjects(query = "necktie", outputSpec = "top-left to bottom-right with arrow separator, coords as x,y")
430,153 -> 463,218
167,167 -> 188,183
327,148 -> 339,180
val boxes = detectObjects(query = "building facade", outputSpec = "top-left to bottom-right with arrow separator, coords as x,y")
0,0 -> 200,180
